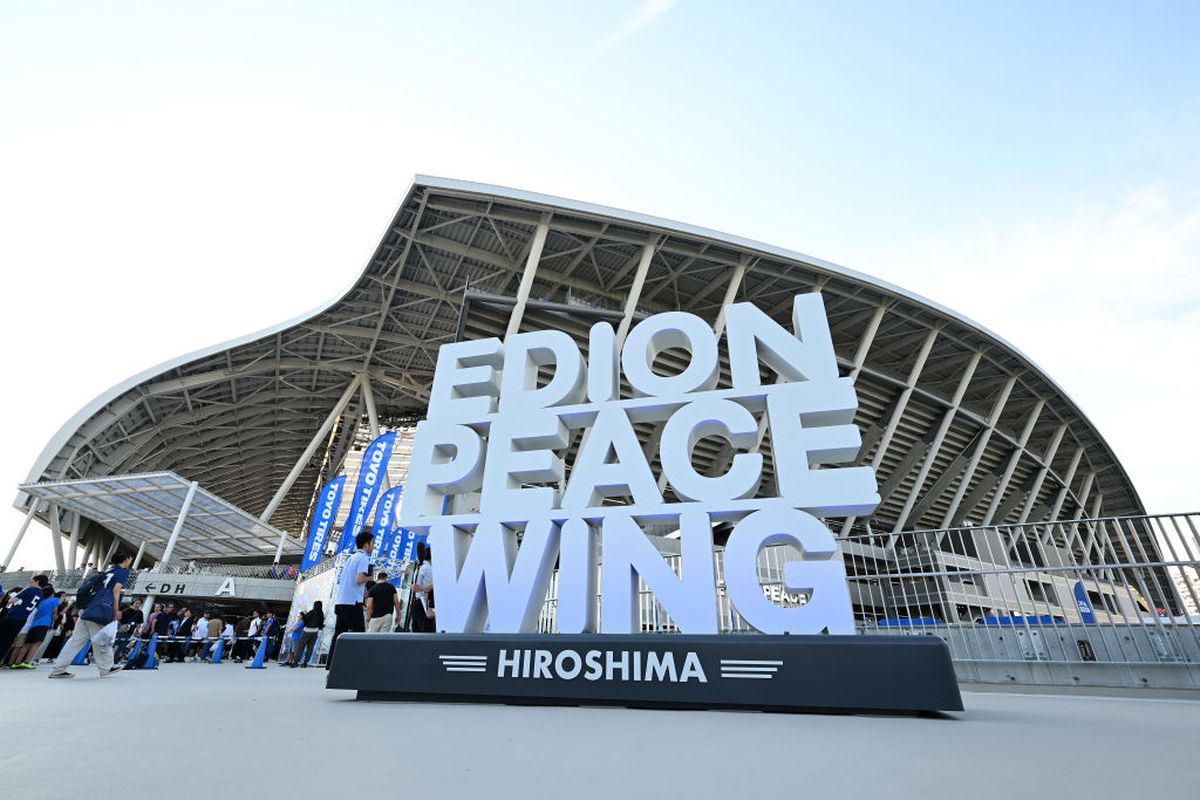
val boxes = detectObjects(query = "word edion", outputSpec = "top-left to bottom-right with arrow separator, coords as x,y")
399,293 -> 880,636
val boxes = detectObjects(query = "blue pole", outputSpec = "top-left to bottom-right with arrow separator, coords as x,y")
210,637 -> 224,664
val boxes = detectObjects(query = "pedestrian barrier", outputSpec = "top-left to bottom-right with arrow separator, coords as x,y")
142,633 -> 159,669
71,641 -> 91,666
210,637 -> 224,664
123,638 -> 143,667
246,635 -> 269,669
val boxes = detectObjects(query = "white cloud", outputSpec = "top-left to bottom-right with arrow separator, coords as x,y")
594,0 -> 678,54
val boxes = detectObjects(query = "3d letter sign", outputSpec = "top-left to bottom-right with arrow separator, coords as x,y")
399,293 -> 880,636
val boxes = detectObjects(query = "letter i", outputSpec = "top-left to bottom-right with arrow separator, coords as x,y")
588,322 -> 618,403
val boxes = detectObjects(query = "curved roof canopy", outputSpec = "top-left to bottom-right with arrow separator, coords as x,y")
22,176 -> 1143,557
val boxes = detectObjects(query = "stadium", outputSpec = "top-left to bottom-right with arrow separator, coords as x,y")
8,176 -> 1199,686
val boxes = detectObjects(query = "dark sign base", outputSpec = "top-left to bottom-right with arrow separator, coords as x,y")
326,633 -> 963,714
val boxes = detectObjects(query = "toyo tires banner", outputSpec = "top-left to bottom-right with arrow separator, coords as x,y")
371,485 -> 403,557
301,475 -> 347,571
338,431 -> 397,553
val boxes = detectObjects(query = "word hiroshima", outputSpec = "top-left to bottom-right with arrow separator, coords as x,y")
399,293 -> 880,636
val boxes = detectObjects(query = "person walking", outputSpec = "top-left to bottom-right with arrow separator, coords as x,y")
49,551 -> 133,679
289,602 -> 324,667
0,575 -> 49,663
327,532 -> 373,668
6,584 -> 58,668
169,608 -> 193,662
365,572 -> 400,633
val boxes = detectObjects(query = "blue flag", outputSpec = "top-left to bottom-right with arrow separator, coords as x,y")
1073,581 -> 1096,624
371,485 -> 403,556
301,476 -> 346,571
337,432 -> 397,553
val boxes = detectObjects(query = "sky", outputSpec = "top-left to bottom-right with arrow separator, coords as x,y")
1,1 -> 1197,570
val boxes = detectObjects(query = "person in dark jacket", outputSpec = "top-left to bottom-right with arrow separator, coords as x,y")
288,602 -> 325,667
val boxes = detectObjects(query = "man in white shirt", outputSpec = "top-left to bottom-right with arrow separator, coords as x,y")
327,531 -> 373,669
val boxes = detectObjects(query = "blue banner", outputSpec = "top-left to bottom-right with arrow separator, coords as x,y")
337,432 -> 397,553
1073,581 -> 1096,624
301,475 -> 346,571
371,485 -> 403,556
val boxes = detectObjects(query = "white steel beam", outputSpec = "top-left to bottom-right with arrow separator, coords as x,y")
142,480 -> 198,611
615,239 -> 658,348
132,540 -> 147,570
981,399 -> 1045,525
940,376 -> 1016,527
2,502 -> 39,572
506,215 -> 551,337
259,376 -> 362,527
842,327 -> 937,535
848,305 -> 886,382
160,481 -> 198,566
48,505 -> 65,572
1018,423 -> 1067,523
67,511 -> 81,572
891,351 -> 981,532
1046,446 -> 1085,523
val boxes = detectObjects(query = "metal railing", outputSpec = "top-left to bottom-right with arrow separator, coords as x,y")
536,513 -> 1200,682
1,562 -> 300,594
151,562 -> 300,580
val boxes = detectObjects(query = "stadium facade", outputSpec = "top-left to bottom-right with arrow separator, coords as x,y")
18,177 -> 1144,555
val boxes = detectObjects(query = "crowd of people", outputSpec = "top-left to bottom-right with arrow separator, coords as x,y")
323,531 -> 435,668
0,533 -> 437,677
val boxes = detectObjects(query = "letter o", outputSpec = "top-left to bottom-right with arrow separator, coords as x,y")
622,312 -> 719,397
555,649 -> 582,680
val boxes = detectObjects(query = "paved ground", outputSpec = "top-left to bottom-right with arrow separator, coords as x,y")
2,661 -> 1197,799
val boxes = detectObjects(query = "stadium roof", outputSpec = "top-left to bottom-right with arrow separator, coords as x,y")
19,175 -> 1144,562
18,472 -> 295,561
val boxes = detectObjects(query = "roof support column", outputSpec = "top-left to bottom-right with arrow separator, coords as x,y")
67,513 -> 81,572
132,540 -> 147,570
712,256 -> 749,337
841,328 -> 937,536
1046,447 -> 1085,524
615,238 -> 658,348
848,305 -> 886,382
142,480 -> 198,612
940,376 -> 1017,527
259,375 -> 363,528
506,215 -> 551,338
160,481 -> 198,567
892,351 -> 981,533
2,501 -> 39,572
359,376 -> 390,496
1018,423 -> 1067,523
103,535 -> 120,565
981,399 -> 1045,525
48,505 -> 65,572
79,535 -> 97,573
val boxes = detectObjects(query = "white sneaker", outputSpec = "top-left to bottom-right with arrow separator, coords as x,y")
48,671 -> 74,679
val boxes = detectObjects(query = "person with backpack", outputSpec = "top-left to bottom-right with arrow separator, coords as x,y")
48,551 -> 133,679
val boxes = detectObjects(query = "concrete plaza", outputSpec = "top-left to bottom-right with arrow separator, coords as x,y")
1,661 -> 1197,799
